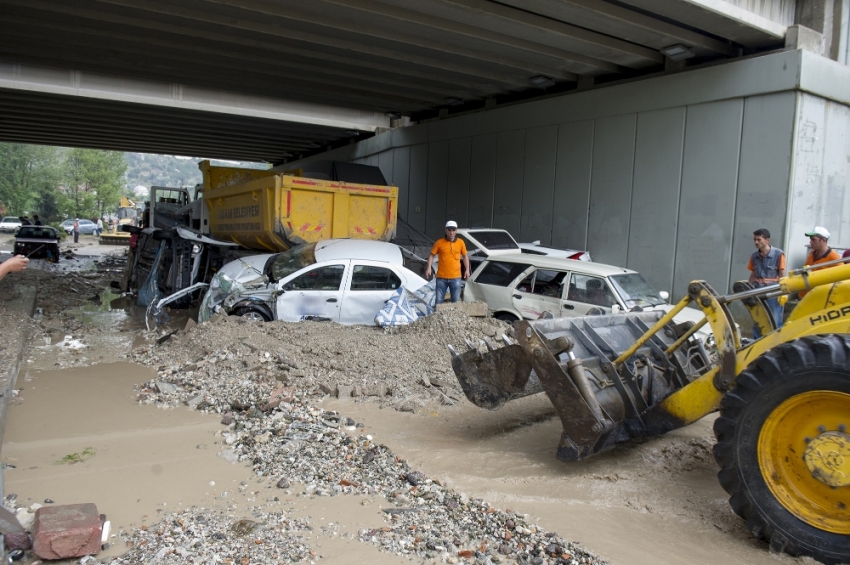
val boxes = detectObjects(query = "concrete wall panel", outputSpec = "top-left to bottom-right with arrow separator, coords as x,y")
520,126 -> 558,243
587,115 -> 636,267
627,108 -> 686,294
552,120 -> 593,251
673,99 -> 744,299
468,134 -> 497,228
378,150 -> 394,186
392,146 -> 411,222
447,138 -> 472,227
492,131 -> 526,236
407,144 -> 429,232
425,141 -> 450,237
729,92 -> 796,286
822,100 -> 850,248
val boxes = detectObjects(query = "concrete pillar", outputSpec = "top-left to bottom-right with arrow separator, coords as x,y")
795,0 -> 850,62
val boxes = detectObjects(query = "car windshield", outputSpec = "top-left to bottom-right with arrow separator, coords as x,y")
2,217 -> 20,223
270,243 -> 318,281
17,226 -> 57,239
468,231 -> 519,250
609,273 -> 667,307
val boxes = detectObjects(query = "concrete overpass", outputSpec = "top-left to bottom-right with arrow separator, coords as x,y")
0,0 -> 820,164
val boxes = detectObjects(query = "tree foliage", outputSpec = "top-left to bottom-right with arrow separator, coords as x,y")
62,148 -> 127,219
0,143 -> 62,218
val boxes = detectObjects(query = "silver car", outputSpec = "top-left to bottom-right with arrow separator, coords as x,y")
201,239 -> 427,324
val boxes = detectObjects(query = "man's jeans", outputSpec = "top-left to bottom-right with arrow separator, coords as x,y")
436,277 -> 462,304
753,296 -> 784,339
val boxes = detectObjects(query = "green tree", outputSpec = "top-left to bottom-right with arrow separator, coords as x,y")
63,148 -> 127,219
0,143 -> 62,217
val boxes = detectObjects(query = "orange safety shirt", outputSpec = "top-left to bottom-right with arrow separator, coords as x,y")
800,248 -> 841,297
431,237 -> 467,279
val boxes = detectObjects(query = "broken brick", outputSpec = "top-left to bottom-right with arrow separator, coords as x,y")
33,503 -> 102,560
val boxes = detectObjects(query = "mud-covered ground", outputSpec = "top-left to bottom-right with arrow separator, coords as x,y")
0,235 -> 818,565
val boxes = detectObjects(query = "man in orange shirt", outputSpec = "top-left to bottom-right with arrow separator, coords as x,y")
425,221 -> 470,304
799,226 -> 841,298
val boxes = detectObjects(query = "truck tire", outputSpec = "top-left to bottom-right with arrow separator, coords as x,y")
713,335 -> 850,564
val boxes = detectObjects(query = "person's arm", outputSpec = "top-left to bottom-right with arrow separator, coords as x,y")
425,254 -> 436,280
778,254 -> 786,278
747,256 -> 756,283
0,255 -> 29,282
462,253 -> 471,280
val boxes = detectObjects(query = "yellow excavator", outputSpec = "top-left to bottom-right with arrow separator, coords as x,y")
100,196 -> 140,245
450,259 -> 850,564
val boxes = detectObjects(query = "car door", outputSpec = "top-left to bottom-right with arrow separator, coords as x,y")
510,268 -> 569,319
275,262 -> 348,322
463,260 -> 533,315
338,262 -> 405,324
562,272 -> 620,316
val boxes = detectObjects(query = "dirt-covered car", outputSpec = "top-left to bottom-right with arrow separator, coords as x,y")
200,239 -> 427,324
13,225 -> 60,262
463,254 -> 709,338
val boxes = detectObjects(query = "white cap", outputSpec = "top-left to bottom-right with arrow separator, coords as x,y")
805,226 -> 830,239
445,221 -> 458,229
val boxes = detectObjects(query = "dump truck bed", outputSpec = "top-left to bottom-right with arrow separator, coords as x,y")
201,162 -> 398,252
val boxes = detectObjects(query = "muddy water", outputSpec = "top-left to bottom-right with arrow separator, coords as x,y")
324,397 -> 801,565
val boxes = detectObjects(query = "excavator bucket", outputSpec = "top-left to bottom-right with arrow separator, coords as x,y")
450,312 -> 712,461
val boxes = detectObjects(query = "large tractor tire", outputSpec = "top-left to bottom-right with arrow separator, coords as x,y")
713,335 -> 850,564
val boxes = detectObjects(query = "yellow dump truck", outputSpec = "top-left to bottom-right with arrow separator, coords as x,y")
129,160 -> 399,308
200,161 -> 398,251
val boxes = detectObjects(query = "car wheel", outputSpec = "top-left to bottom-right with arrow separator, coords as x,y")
234,307 -> 270,322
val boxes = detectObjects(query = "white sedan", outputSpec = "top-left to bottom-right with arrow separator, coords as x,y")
200,239 -> 427,324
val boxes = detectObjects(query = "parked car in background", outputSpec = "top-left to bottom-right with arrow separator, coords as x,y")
463,254 -> 709,339
13,226 -> 60,262
0,216 -> 22,233
200,239 -> 427,324
61,219 -> 97,235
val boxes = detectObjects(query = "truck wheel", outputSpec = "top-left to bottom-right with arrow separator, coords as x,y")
713,335 -> 850,564
234,307 -> 270,322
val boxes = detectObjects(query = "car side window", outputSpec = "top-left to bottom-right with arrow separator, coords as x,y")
517,269 -> 567,297
475,261 -> 532,287
350,265 -> 401,291
285,265 -> 345,291
568,274 -> 618,307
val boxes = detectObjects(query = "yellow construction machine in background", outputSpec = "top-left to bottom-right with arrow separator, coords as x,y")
100,196 -> 141,245
451,258 -> 850,564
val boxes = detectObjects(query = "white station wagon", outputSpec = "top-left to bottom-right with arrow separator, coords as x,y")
463,253 -> 708,337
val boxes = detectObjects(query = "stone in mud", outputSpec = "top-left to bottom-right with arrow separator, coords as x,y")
5,531 -> 32,551
155,382 -> 178,394
405,472 -> 425,486
220,412 -> 235,425
185,394 -> 205,409
267,387 -> 295,409
353,385 -> 363,397
318,383 -> 336,396
336,385 -> 353,399
276,477 -> 291,489
183,318 -> 196,331
230,519 -> 261,537
32,503 -> 102,560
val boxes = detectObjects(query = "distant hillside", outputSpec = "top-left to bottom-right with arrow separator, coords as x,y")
124,153 -> 269,192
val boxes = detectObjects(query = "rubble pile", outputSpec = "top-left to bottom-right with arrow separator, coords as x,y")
129,308 -> 514,412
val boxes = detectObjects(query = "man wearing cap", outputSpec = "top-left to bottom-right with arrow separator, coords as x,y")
747,228 -> 786,337
799,226 -> 841,298
425,221 -> 470,304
